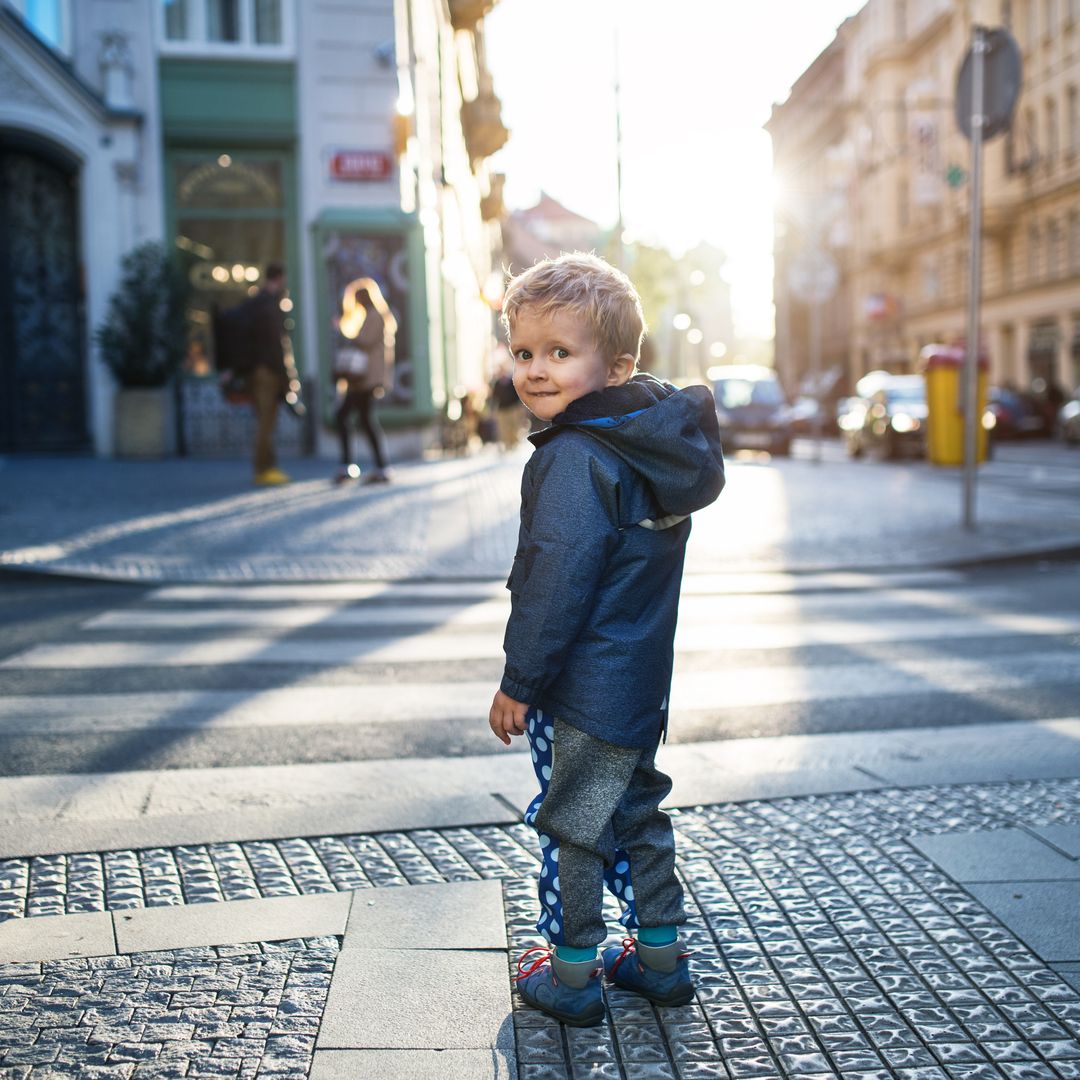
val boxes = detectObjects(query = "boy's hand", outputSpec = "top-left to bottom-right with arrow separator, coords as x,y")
489,690 -> 528,746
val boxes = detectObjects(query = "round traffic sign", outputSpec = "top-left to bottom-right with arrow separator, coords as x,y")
955,27 -> 1022,141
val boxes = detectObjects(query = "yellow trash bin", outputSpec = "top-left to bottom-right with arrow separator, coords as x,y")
919,344 -> 989,466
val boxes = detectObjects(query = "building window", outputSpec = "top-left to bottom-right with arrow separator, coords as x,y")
159,0 -> 292,54
163,0 -> 188,40
6,0 -> 71,53
1048,219 -> 1062,277
1044,0 -> 1056,37
207,0 -> 241,43
1029,223 -> 1042,281
1026,105 -> 1039,163
1069,0 -> 1079,23
896,0 -> 907,39
1069,211 -> 1080,273
254,0 -> 282,44
1068,86 -> 1079,155
1026,0 -> 1038,46
1046,97 -> 1060,164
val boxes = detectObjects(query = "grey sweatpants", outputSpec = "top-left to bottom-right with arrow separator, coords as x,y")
523,709 -> 686,949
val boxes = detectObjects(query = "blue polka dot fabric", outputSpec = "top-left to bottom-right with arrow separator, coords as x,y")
524,707 -> 639,945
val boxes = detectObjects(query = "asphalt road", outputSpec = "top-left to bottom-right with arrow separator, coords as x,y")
0,556 -> 1078,776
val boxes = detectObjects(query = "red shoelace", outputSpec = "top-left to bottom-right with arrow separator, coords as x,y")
515,946 -> 555,984
606,937 -> 638,978
607,936 -> 691,978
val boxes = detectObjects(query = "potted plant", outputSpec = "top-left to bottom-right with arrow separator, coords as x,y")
95,241 -> 190,457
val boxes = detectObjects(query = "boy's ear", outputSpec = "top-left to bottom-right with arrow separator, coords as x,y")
607,353 -> 636,386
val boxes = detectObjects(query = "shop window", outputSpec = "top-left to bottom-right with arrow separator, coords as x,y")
160,0 -> 292,54
170,152 -> 288,378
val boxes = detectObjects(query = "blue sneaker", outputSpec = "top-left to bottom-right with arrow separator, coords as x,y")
515,946 -> 605,1027
602,937 -> 694,1007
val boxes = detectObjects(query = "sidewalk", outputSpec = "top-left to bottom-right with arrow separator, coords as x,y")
1,722 -> 1080,1077
2,445 -> 1080,1077
2,440 -> 1080,583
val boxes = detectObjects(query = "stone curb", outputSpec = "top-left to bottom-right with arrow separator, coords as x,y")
3,718 -> 1078,860
4,536 -> 1080,586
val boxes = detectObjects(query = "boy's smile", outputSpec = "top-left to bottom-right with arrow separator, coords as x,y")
510,307 -> 632,422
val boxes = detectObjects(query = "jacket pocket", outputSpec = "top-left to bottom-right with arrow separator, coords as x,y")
506,556 -> 525,594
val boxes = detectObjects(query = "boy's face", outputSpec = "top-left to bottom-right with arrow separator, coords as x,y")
509,306 -> 633,422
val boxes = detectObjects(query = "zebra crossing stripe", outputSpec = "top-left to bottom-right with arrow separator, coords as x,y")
85,581 -> 1039,632
3,610 -> 1080,669
142,569 -> 968,604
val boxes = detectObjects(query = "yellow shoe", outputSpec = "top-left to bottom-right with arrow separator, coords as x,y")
254,468 -> 290,486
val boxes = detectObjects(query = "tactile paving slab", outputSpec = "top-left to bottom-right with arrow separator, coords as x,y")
3,779 -> 1080,1077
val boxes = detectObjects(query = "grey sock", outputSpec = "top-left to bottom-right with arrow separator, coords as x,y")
636,939 -> 684,975
551,952 -> 600,989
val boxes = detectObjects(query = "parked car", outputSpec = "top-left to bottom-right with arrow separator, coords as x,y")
845,373 -> 928,460
788,395 -> 839,436
985,386 -> 1053,440
1059,389 -> 1080,445
711,365 -> 793,456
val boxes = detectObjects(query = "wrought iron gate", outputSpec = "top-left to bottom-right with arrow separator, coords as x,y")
0,144 -> 87,450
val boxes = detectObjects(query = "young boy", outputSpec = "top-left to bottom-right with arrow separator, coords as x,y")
489,253 -> 725,1026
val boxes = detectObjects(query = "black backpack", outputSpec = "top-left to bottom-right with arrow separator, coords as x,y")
212,298 -> 256,375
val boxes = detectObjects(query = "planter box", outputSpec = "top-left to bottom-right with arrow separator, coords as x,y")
113,386 -> 176,458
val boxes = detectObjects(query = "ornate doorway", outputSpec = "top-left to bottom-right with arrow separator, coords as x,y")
0,140 -> 87,450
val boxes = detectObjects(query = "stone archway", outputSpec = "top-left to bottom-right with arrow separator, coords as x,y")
0,135 -> 87,450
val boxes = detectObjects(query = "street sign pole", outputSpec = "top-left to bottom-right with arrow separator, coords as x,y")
962,26 -> 986,531
809,300 -> 823,464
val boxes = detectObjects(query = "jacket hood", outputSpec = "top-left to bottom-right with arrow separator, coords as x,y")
531,372 -> 725,516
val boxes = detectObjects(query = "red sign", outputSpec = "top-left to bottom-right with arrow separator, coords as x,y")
329,150 -> 393,181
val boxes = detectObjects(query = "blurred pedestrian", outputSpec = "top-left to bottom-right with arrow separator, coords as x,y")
249,262 -> 291,486
489,360 -> 524,451
488,253 -> 725,1027
333,278 -> 395,485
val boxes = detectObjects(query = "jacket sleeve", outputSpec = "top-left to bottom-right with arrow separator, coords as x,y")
500,438 -> 621,702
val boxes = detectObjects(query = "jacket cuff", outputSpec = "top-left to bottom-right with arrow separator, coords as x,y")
500,670 -> 541,703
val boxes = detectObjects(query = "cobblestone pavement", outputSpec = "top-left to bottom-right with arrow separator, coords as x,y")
4,779 -> 1080,1077
0,938 -> 337,1079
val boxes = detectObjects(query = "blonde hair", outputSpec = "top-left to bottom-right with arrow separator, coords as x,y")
339,277 -> 398,340
501,252 -> 645,363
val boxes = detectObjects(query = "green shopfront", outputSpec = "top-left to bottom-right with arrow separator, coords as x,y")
161,58 -> 305,455
160,57 -> 435,459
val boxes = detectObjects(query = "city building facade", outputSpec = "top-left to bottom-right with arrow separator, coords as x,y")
770,0 -> 1080,399
0,0 -> 506,458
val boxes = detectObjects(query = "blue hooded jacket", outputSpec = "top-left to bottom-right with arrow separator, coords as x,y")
500,373 -> 725,748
